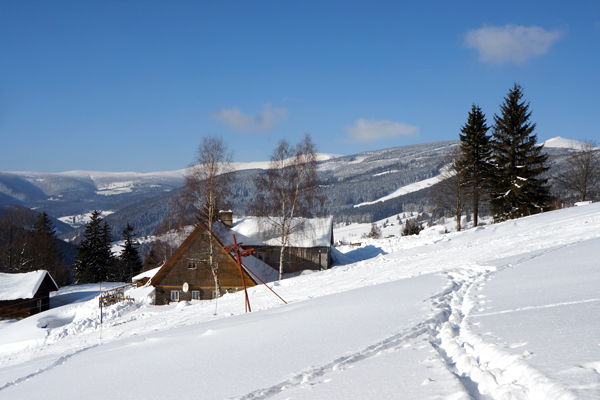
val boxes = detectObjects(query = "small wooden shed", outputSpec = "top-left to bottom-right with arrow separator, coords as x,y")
132,265 -> 163,287
0,270 -> 59,320
150,221 -> 258,305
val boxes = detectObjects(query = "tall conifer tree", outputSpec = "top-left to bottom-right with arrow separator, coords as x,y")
458,104 -> 492,227
116,223 -> 143,281
72,211 -> 115,283
28,212 -> 70,286
490,84 -> 551,221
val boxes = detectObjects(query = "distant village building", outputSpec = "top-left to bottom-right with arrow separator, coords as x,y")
0,270 -> 59,320
147,214 -> 334,304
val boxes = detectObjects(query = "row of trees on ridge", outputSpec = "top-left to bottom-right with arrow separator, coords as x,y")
431,83 -> 599,230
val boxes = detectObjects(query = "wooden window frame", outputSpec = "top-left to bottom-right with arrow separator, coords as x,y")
191,290 -> 200,300
171,290 -> 179,302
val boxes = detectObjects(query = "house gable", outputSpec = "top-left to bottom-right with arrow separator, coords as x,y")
151,221 -> 256,304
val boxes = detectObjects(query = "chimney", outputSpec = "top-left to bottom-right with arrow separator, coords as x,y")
219,210 -> 233,228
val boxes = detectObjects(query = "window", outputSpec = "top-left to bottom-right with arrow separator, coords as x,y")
257,252 -> 265,261
171,290 -> 179,302
192,290 -> 200,300
212,291 -> 218,299
188,262 -> 197,270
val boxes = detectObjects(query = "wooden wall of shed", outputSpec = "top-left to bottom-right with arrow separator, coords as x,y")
36,277 -> 54,312
253,246 -> 331,274
0,297 -> 47,320
0,299 -> 34,320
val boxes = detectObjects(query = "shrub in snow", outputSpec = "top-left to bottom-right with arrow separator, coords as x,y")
402,218 -> 424,236
362,223 -> 382,239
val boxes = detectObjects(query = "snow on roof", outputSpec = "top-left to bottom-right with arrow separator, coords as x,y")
0,270 -> 57,301
215,217 -> 333,248
131,266 -> 163,283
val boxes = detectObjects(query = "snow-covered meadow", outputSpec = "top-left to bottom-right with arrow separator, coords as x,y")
1,203 -> 599,399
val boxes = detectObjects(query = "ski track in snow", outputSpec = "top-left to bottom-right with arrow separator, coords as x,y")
233,245 -> 582,400
231,322 -> 433,399
0,344 -> 99,392
431,246 -> 578,400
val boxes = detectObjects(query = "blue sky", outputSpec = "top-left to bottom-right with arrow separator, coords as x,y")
1,1 -> 598,173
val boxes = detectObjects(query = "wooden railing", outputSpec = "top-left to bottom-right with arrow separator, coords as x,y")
99,283 -> 135,307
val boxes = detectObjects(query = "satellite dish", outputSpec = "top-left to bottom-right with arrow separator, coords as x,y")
182,282 -> 189,293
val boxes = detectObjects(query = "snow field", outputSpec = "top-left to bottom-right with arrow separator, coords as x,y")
0,203 -> 599,398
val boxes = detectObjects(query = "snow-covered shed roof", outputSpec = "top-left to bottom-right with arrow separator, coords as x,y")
216,217 -> 333,248
0,270 -> 58,301
131,265 -> 163,283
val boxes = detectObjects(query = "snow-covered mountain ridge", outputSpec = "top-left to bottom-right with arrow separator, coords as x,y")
0,153 -> 342,220
0,138 -> 583,241
0,202 -> 598,399
1,152 -> 342,198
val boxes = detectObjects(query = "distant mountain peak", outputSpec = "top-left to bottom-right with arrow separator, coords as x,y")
542,136 -> 588,149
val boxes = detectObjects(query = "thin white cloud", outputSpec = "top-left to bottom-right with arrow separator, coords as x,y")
344,119 -> 419,143
212,103 -> 288,132
465,24 -> 563,64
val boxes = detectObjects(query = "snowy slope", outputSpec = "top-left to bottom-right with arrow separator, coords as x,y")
354,168 -> 448,208
0,204 -> 599,399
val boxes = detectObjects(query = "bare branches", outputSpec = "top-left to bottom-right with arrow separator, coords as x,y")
555,140 -> 600,202
179,135 -> 236,296
428,146 -> 468,231
181,135 -> 236,226
0,206 -> 36,272
252,134 -> 325,280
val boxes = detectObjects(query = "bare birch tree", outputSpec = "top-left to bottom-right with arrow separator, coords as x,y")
555,140 -> 600,202
151,200 -> 187,264
429,147 -> 468,231
179,135 -> 235,297
252,134 -> 324,280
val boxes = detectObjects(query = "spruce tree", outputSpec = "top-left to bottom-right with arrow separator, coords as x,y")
116,223 -> 143,282
71,211 -> 115,283
490,84 -> 551,221
458,104 -> 492,227
28,212 -> 71,286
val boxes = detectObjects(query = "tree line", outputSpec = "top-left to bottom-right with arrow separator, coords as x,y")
430,83 -> 599,230
0,207 -> 71,286
71,211 -> 143,284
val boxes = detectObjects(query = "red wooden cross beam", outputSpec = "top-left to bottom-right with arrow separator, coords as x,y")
223,234 -> 287,313
223,234 -> 253,312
